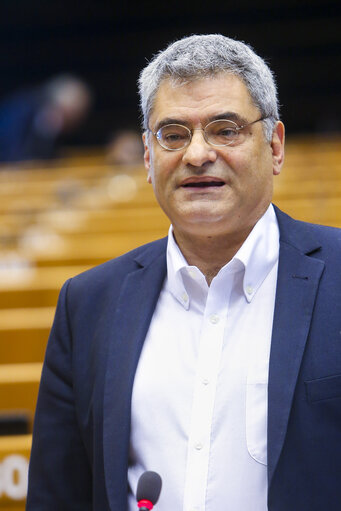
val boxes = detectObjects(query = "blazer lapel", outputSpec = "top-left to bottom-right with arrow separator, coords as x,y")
102,243 -> 167,510
268,208 -> 325,487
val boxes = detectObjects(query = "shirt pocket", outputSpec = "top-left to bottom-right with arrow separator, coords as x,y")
305,374 -> 341,403
246,359 -> 268,466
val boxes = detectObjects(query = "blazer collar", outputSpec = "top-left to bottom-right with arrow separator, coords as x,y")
273,204 -> 322,255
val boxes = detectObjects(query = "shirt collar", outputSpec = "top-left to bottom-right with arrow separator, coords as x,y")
235,204 -> 279,302
166,204 -> 279,307
166,226 -> 193,310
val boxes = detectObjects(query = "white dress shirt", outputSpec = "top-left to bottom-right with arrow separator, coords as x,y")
128,204 -> 279,511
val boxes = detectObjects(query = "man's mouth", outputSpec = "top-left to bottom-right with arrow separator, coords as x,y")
182,181 -> 225,188
181,178 -> 225,188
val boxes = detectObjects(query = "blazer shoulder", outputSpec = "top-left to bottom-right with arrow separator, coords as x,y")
65,236 -> 168,294
274,204 -> 341,255
292,218 -> 341,246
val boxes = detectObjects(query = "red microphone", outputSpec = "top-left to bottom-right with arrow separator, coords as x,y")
136,471 -> 162,510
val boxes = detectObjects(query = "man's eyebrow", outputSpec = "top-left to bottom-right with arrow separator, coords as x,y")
153,112 -> 249,132
153,118 -> 190,132
208,112 -> 249,125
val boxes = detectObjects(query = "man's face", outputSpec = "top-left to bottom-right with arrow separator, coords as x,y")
143,73 -> 284,241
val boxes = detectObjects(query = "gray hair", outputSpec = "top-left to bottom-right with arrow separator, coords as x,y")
138,34 -> 279,141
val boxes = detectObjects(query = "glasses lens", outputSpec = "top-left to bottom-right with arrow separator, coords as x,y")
205,120 -> 239,146
157,124 -> 190,150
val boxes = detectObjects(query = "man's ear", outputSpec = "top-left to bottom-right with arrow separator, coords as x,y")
271,121 -> 285,176
142,132 -> 152,183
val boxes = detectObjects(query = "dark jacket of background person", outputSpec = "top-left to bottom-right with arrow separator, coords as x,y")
0,76 -> 92,163
0,89 -> 55,162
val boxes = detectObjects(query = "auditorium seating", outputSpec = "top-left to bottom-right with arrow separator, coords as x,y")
0,265 -> 90,308
0,135 -> 340,508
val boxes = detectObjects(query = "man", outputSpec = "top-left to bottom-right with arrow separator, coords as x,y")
27,35 -> 341,510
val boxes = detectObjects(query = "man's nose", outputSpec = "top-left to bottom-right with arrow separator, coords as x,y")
182,130 -> 217,167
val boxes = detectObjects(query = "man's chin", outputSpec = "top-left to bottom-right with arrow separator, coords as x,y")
179,204 -> 228,223
173,211 -> 231,236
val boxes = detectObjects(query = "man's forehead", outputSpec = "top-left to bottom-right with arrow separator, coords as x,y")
149,73 -> 257,127
155,72 -> 248,99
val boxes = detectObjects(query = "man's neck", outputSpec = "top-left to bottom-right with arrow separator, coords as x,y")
173,227 -> 254,286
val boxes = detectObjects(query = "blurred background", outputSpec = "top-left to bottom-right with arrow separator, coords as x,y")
0,2 -> 340,509
0,0 -> 340,152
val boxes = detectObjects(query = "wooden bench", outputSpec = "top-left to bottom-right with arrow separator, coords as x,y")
0,265 -> 90,308
0,206 -> 170,238
272,197 -> 341,227
0,364 -> 42,430
15,229 -> 168,267
0,308 -> 54,364
0,183 -> 158,215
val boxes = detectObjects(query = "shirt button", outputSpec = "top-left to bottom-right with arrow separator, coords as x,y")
202,378 -> 209,385
246,285 -> 254,295
209,313 -> 219,324
195,443 -> 203,450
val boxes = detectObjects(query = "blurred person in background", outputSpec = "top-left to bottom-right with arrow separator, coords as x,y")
0,74 -> 92,163
106,129 -> 144,166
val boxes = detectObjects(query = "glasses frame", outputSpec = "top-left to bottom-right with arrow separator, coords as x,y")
149,116 -> 267,151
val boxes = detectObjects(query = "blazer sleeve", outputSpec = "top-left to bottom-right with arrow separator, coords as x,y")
26,279 -> 92,510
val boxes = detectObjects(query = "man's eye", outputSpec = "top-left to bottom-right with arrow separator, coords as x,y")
218,128 -> 238,137
164,133 -> 186,141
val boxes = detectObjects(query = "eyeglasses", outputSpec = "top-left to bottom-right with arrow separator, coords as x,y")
149,117 -> 266,151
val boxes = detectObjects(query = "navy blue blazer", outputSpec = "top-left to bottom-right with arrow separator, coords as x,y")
27,207 -> 341,510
